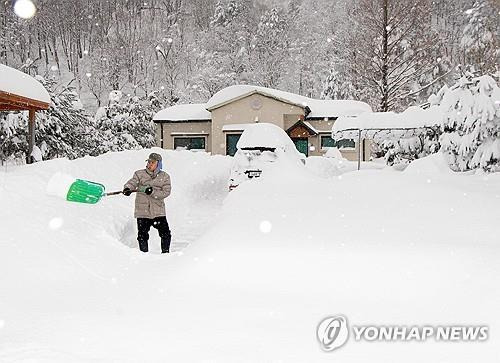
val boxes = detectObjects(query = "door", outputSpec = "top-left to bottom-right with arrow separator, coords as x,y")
292,138 -> 308,157
226,134 -> 242,156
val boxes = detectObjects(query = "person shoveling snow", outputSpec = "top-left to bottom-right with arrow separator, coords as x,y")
52,152 -> 172,253
123,152 -> 172,253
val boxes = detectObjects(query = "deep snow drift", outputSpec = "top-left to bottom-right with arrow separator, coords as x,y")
0,149 -> 499,362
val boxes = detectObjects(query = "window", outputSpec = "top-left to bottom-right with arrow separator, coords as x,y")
174,137 -> 206,150
335,138 -> 355,149
321,135 -> 336,148
321,135 -> 355,149
226,134 -> 242,156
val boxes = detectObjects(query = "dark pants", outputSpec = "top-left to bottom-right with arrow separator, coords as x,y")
137,216 -> 171,253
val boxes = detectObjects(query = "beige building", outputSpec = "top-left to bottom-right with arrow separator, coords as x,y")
153,85 -> 372,161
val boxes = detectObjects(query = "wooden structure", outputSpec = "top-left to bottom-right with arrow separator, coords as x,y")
0,64 -> 50,163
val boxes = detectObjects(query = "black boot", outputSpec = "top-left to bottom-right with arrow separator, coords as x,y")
138,239 -> 148,253
161,236 -> 171,253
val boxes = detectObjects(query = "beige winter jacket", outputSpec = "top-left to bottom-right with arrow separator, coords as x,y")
124,168 -> 171,219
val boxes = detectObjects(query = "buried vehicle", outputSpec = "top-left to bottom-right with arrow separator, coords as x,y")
228,123 -> 306,190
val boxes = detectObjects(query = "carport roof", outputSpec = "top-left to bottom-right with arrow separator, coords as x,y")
0,64 -> 50,111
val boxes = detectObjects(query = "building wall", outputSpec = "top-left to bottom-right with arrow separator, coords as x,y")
303,119 -> 335,157
210,93 -> 305,155
158,121 -> 212,152
303,119 -> 371,160
155,97 -> 372,161
283,114 -> 304,130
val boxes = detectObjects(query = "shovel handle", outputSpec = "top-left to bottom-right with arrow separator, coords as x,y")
105,190 -> 137,196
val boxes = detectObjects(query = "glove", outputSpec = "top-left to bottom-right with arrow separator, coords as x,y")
122,187 -> 132,196
139,185 -> 153,195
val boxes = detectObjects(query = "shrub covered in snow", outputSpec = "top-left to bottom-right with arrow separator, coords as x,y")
440,74 -> 500,172
95,91 -> 158,154
35,76 -> 100,160
0,112 -> 27,163
377,128 -> 441,166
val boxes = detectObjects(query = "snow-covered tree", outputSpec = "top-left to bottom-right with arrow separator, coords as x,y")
249,8 -> 290,88
190,0 -> 256,98
0,112 -> 28,164
376,129 -> 441,166
341,0 -> 440,111
460,1 -> 499,75
95,90 -> 157,154
283,0 -> 342,98
34,76 -> 99,160
440,74 -> 500,172
321,69 -> 359,100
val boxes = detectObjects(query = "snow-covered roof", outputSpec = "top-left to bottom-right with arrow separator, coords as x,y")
206,85 -> 308,110
154,86 -> 371,123
0,64 -> 50,105
333,106 -> 442,132
332,106 -> 443,140
301,121 -> 318,134
205,84 -> 371,118
153,103 -> 211,122
306,99 -> 372,118
237,123 -> 298,151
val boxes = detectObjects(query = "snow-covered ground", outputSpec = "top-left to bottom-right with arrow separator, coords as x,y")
1,149 -> 499,362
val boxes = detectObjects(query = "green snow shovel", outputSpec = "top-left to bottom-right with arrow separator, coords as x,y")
66,179 -> 135,204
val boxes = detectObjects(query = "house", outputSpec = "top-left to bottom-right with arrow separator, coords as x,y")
153,85 -> 372,160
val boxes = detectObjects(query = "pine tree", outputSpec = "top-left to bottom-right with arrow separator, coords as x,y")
321,69 -> 358,100
192,0 -> 256,99
35,76 -> 98,160
341,0 -> 440,111
95,90 -> 157,154
377,128 -> 441,166
460,1 -> 499,75
250,8 -> 289,88
440,74 -> 500,172
0,112 -> 27,164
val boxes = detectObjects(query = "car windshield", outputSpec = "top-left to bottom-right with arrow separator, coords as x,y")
240,148 -> 277,163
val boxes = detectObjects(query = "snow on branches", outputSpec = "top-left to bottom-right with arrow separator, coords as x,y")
440,74 -> 500,172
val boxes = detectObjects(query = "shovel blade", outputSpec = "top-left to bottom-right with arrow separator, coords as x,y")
66,179 -> 105,204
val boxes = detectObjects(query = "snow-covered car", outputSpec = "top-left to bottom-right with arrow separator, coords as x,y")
228,123 -> 306,190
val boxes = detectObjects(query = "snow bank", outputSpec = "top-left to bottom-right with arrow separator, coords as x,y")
324,146 -> 344,159
305,156 -> 346,178
46,171 -> 76,199
1,147 -> 500,362
404,152 -> 453,175
185,151 -> 500,362
164,149 -> 231,203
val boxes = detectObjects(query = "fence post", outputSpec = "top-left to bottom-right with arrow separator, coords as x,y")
357,129 -> 362,170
